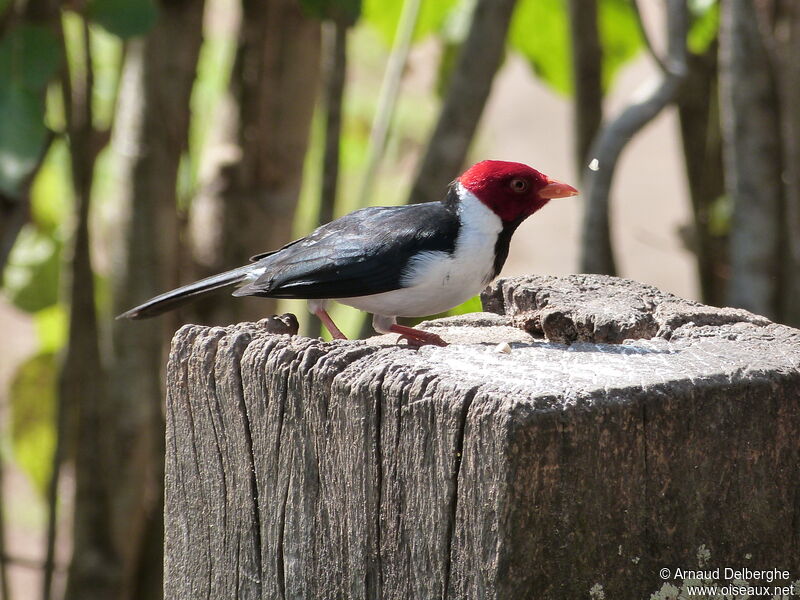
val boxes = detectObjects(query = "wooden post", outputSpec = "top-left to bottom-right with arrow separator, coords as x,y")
164,275 -> 800,599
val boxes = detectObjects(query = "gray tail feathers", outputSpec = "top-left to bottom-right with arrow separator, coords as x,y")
117,265 -> 254,320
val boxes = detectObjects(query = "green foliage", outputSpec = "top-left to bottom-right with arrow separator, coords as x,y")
89,26 -> 124,130
2,140 -> 71,314
688,0 -> 719,54
509,0 -> 570,93
509,0 -> 642,95
0,84 -> 50,195
3,225 -> 62,312
301,0 -> 361,23
0,24 -> 61,195
35,304 -> 68,354
86,0 -> 158,38
446,294 -> 482,316
708,194 -> 731,237
10,351 -> 57,496
597,0 -> 643,88
184,34 -> 237,206
363,0 -> 460,44
0,25 -> 61,90
407,295 -> 483,326
29,140 -> 73,235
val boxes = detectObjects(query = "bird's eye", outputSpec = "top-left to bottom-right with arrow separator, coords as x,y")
509,178 -> 529,193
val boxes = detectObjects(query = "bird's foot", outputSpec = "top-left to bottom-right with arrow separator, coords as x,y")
389,324 -> 448,347
315,308 -> 348,340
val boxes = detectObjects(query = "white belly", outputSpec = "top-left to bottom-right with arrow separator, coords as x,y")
336,257 -> 488,316
337,186 -> 502,317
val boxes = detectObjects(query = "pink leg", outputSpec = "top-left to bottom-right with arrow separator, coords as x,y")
389,324 -> 448,347
315,308 -> 347,340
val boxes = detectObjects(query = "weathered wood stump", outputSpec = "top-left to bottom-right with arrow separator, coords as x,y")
164,275 -> 800,599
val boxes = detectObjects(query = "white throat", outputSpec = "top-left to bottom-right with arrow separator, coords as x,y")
454,183 -> 504,240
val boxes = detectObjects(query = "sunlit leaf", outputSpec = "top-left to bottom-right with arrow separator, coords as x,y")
446,294 -> 482,316
3,224 -> 61,313
509,0 -> 642,95
363,0 -> 460,45
10,352 -> 57,496
509,0 -> 569,93
35,304 -> 67,354
598,0 -> 643,88
86,0 -> 158,38
187,35 -> 237,202
708,194 -> 730,237
407,294 -> 483,325
89,25 -> 124,130
688,0 -> 719,54
29,140 -> 73,235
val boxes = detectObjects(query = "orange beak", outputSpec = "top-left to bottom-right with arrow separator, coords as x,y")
539,178 -> 579,199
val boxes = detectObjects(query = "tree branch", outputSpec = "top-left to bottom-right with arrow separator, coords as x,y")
407,0 -> 518,205
356,0 -> 421,208
567,0 -> 603,174
579,0 -> 689,274
632,0 -> 669,73
719,0 -> 786,320
108,2 -> 206,596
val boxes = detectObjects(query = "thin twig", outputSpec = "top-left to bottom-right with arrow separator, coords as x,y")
580,0 -> 689,274
631,0 -> 668,73
0,444 -> 11,600
81,17 -> 95,140
4,552 -> 67,572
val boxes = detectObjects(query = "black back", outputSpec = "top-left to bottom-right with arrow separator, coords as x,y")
234,196 -> 461,300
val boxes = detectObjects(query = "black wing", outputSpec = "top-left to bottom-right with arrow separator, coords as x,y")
233,200 -> 460,300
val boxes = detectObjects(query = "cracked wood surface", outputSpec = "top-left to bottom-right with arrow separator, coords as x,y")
165,275 -> 800,599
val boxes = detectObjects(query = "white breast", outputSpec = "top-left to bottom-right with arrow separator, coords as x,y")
337,185 -> 502,317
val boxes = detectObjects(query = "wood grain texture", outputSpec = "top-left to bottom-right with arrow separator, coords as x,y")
165,276 -> 800,599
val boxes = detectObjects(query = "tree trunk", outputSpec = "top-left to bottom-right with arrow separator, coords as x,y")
719,0 -> 783,319
108,1 -> 205,598
407,0 -> 518,205
677,47 -> 727,307
61,153 -> 117,600
774,6 -> 800,326
567,0 -> 603,175
60,15 -> 118,600
197,0 -> 320,324
754,1 -> 800,326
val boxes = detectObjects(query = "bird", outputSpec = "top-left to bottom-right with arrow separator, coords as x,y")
118,160 -> 578,346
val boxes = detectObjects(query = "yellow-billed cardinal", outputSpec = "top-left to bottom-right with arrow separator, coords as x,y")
119,160 -> 577,346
